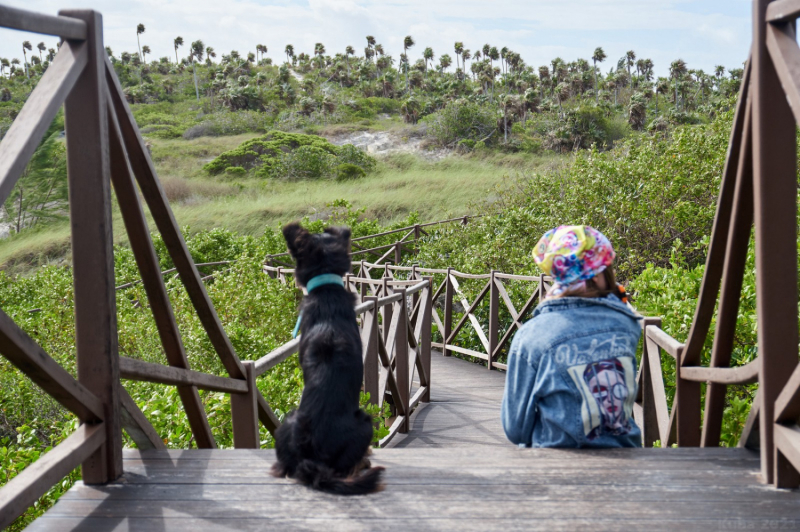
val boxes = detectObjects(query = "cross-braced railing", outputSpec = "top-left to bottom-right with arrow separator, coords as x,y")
0,6 -> 431,527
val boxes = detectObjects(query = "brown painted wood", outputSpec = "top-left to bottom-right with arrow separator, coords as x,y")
119,357 -> 247,394
231,362 -> 259,449
644,333 -> 672,446
62,9 -> 121,484
443,268 -> 454,357
119,386 -> 167,451
767,0 -> 800,21
362,298 -> 380,406
0,307 -> 103,422
774,424 -> 800,487
775,364 -> 800,423
255,393 -> 280,435
419,280 -> 432,402
0,39 -> 87,205
680,59 -> 750,368
702,104 -> 754,448
0,5 -> 88,38
766,22 -> 800,126
252,338 -> 300,377
0,423 -> 104,530
395,291 -> 410,434
108,106 -> 215,449
753,0 -> 800,486
738,391 -> 761,450
682,360 -> 760,385
104,58 -> 246,383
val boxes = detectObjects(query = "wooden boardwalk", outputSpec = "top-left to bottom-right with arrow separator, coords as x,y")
30,355 -> 800,531
390,353 -> 508,448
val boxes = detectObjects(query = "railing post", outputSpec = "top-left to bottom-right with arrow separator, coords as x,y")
363,297 -> 379,407
394,242 -> 402,265
488,270 -> 499,371
61,8 -> 122,484
752,0 -> 800,485
443,267 -> 454,357
381,277 -> 393,344
265,257 -> 276,279
421,277 -> 433,403
231,361 -> 259,449
395,289 -> 410,433
639,318 -> 662,448
414,224 -> 421,255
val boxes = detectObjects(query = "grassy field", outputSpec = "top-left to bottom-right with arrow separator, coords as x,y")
0,131 -> 563,272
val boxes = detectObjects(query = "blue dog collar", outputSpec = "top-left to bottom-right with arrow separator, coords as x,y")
306,273 -> 344,292
292,274 -> 345,338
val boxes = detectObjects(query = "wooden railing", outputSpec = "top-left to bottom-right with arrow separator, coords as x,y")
251,276 -> 433,447
264,216 -> 477,270
0,5 -> 421,527
265,260 -> 551,371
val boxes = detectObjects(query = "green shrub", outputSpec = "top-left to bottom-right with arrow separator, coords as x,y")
204,131 -> 374,180
335,163 -> 366,181
225,166 -> 247,177
424,100 -> 497,147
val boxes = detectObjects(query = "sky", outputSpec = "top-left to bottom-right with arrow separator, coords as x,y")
2,0 -> 751,77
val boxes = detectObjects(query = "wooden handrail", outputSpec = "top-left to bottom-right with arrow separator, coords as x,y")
0,5 -> 88,39
119,357 -> 249,394
0,423 -> 104,530
0,39 -> 87,205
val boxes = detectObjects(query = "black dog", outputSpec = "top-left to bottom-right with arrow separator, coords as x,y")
271,223 -> 384,495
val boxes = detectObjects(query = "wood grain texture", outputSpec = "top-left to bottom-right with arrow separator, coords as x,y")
119,357 -> 248,394
0,424 -> 104,530
0,5 -> 88,38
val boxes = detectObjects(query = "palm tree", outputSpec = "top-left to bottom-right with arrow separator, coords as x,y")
136,24 -> 145,61
37,42 -> 46,62
482,44 -> 490,60
500,46 -> 508,74
423,47 -> 434,74
626,50 -> 636,83
285,44 -> 294,64
454,41 -> 463,71
0,58 -> 8,77
206,47 -> 216,66
592,46 -> 606,102
48,48 -> 56,62
345,45 -> 355,74
190,40 -> 204,100
462,49 -> 471,74
489,47 -> 499,69
174,36 -> 184,64
439,54 -> 452,72
141,45 -> 150,63
366,35 -> 376,62
669,59 -> 687,110
22,41 -> 32,78
403,35 -> 415,90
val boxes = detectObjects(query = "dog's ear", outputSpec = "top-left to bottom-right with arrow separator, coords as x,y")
283,222 -> 310,258
324,226 -> 351,246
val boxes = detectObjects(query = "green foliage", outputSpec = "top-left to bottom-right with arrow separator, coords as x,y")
335,163 -> 367,181
425,100 -> 497,147
418,103 -> 733,281
360,393 -> 390,445
204,131 -> 375,180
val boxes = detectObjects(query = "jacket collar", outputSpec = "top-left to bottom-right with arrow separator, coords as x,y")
532,294 -> 642,321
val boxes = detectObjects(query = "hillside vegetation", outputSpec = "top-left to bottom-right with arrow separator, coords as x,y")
0,27 -> 753,531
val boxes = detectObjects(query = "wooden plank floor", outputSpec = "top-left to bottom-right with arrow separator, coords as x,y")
29,355 -> 800,531
390,353 -> 508,448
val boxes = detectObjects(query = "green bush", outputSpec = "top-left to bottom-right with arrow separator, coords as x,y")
204,131 -> 375,180
424,100 -> 497,147
335,163 -> 367,181
225,166 -> 247,177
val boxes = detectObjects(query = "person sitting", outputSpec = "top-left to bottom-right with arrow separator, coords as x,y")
501,225 -> 642,448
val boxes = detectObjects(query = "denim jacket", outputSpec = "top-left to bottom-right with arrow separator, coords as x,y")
501,294 -> 643,448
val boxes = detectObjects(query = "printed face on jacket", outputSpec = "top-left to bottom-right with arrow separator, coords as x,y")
567,356 -> 636,440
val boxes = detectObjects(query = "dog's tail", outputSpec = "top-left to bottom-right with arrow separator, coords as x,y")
295,459 -> 385,495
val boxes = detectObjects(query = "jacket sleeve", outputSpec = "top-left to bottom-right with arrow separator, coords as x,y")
501,334 -> 538,446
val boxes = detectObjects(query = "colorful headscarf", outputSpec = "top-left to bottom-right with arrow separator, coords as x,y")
533,225 -> 615,298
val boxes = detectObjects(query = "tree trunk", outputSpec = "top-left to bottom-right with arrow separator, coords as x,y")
192,60 -> 200,101
15,187 -> 23,233
593,60 -> 597,103
504,110 -> 508,143
175,48 -> 179,64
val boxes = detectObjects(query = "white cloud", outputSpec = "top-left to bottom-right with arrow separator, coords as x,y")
0,0 -> 750,77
